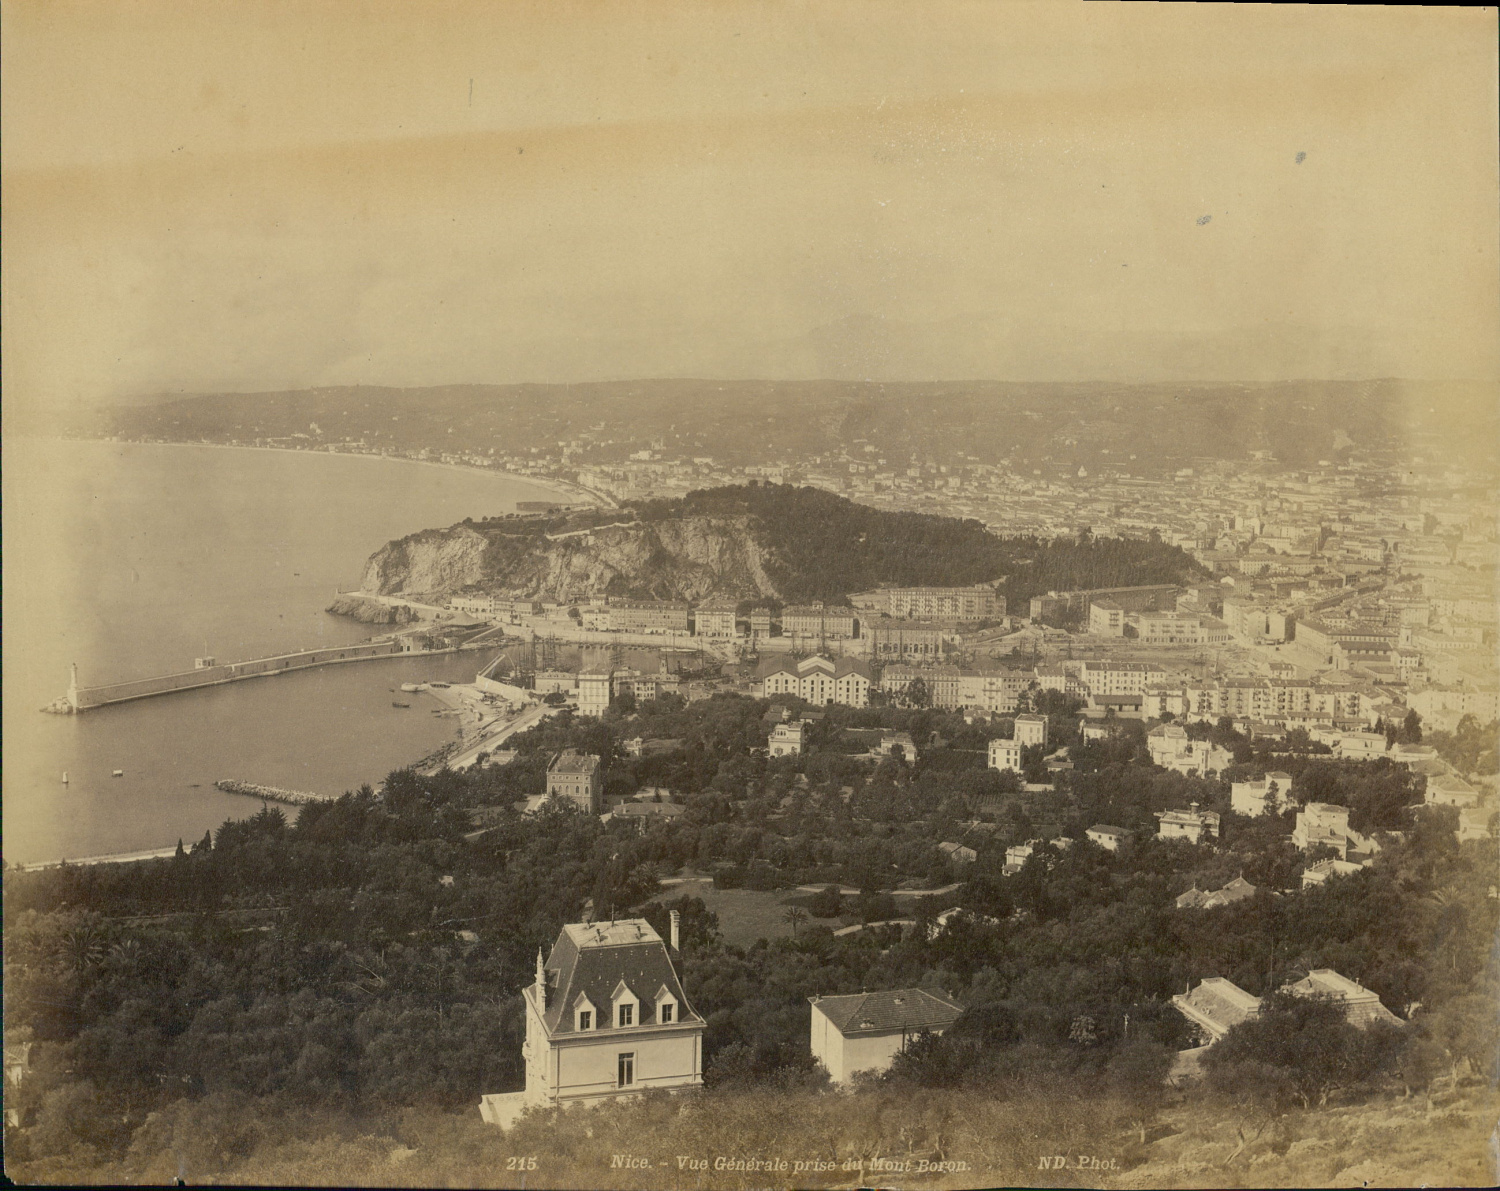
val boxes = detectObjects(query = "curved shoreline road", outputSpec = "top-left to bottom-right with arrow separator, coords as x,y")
426,696 -> 558,772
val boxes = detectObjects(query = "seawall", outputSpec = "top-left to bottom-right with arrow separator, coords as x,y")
61,640 -> 485,712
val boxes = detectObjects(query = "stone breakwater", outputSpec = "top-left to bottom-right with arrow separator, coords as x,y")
215,780 -> 337,806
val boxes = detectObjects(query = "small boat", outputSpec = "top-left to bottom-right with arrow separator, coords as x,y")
112,769 -> 125,777
392,701 -> 411,708
62,771 -> 69,785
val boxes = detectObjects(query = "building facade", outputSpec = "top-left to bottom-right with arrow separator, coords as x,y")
768,721 -> 807,757
780,602 -> 859,640
988,738 -> 1022,773
760,654 -> 872,707
1012,713 -> 1048,748
609,600 -> 692,635
520,919 -> 703,1111
577,671 -> 613,718
863,621 -> 951,661
879,586 -> 1003,621
1156,804 -> 1221,844
1230,772 -> 1292,817
547,751 -> 603,814
692,598 -> 740,638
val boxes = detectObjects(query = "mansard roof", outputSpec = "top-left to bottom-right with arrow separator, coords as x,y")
540,919 -> 698,1035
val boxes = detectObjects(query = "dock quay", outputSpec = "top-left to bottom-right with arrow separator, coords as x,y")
214,780 -> 338,806
46,639 -> 484,714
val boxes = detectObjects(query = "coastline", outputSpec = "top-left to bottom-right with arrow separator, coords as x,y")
7,437 -> 554,867
17,435 -> 612,510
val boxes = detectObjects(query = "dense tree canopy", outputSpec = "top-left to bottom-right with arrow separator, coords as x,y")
5,688 -> 1495,1178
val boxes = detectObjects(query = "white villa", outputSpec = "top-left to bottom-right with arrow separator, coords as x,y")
1230,771 -> 1293,817
481,916 -> 703,1127
988,738 -> 1023,773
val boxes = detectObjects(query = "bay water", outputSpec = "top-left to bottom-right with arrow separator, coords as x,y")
3,439 -> 567,865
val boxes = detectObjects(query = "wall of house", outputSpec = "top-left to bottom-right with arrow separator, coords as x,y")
838,1031 -> 911,1082
550,1028 -> 701,1102
810,1007 -> 840,1080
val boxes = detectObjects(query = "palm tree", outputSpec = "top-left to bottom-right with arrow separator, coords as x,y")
783,907 -> 809,937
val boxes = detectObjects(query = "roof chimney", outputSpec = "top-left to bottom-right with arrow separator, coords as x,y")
670,909 -> 681,952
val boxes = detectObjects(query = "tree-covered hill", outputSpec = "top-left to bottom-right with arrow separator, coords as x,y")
362,483 -> 1207,605
644,485 -> 1206,606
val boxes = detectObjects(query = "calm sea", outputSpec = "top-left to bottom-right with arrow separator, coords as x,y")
2,439 -> 568,865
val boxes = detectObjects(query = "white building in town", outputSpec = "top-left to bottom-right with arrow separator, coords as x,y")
1013,713 -> 1048,748
1156,804 -> 1221,845
768,720 -> 808,757
759,654 -> 873,708
988,737 -> 1022,773
1231,772 -> 1293,817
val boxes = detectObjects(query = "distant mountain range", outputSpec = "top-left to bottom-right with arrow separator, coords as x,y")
50,376 -> 1496,474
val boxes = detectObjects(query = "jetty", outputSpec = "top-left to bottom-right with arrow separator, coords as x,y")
46,637 -> 483,714
215,780 -> 337,806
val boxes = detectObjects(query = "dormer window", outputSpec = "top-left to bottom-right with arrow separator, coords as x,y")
611,980 -> 639,1029
573,993 -> 597,1032
660,1002 -> 674,1023
654,985 -> 679,1025
579,1011 -> 593,1031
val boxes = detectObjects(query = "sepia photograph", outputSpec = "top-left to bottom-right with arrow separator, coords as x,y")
3,2 -> 1497,1187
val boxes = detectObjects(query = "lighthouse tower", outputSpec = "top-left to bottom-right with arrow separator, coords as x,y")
67,663 -> 81,713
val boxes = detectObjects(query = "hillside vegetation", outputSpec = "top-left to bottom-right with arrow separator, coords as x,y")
5,693 -> 1495,1187
360,483 -> 1205,605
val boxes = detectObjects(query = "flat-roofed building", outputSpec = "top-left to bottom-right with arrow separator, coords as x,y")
780,602 -> 859,640
988,738 -> 1022,773
1231,772 -> 1293,817
577,671 -> 613,718
854,586 -> 1002,621
610,600 -> 691,635
1080,661 -> 1164,697
692,598 -> 740,638
864,621 -> 951,661
1089,600 -> 1125,636
1156,803 -> 1221,845
768,720 -> 807,757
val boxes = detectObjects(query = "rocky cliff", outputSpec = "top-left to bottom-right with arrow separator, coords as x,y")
325,594 -> 419,624
358,516 -> 781,605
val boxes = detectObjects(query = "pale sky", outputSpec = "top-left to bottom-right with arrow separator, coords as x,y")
3,0 -> 1497,408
